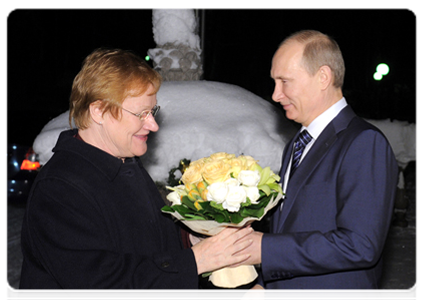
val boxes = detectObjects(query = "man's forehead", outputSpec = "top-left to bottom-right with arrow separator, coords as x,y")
271,43 -> 304,75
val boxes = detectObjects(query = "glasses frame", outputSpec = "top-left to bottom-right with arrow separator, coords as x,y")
121,105 -> 160,121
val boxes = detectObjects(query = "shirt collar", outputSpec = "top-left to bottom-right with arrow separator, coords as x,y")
303,97 -> 347,140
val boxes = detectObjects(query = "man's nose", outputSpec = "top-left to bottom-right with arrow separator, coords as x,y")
272,83 -> 285,102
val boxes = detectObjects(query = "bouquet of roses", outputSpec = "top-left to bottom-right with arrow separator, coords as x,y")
161,152 -> 284,288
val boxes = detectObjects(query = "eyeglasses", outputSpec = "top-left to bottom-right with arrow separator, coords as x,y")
121,105 -> 160,121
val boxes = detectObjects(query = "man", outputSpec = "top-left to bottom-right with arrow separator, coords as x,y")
240,30 -> 398,289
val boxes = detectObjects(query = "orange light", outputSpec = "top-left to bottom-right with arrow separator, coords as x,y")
21,159 -> 40,171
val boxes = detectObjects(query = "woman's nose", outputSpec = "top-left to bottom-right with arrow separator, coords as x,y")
145,114 -> 159,132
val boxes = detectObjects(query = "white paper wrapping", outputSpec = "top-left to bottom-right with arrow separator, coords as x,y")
163,192 -> 283,287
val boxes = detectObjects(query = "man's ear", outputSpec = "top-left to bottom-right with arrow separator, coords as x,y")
89,100 -> 104,125
319,65 -> 333,90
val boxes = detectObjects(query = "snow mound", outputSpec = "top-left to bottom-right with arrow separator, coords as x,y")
31,81 -> 416,183
33,111 -> 74,166
32,81 -> 298,182
365,119 -> 416,168
142,81 -> 298,182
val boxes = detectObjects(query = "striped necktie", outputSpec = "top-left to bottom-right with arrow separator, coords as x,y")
291,130 -> 312,174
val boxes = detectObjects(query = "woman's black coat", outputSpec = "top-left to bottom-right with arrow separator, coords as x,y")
20,129 -> 198,289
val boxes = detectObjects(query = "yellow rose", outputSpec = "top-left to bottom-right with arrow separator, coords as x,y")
181,158 -> 205,186
228,157 -> 247,178
202,160 -> 232,184
196,181 -> 208,194
209,152 -> 235,161
200,189 -> 208,200
188,189 -> 202,202
238,155 -> 259,170
194,200 -> 203,211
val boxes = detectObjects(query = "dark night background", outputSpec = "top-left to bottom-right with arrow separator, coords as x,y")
7,9 -> 416,147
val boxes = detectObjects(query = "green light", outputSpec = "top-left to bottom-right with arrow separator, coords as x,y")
373,72 -> 383,81
145,55 -> 150,61
376,63 -> 390,75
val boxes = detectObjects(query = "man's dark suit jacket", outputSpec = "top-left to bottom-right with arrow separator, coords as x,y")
260,106 -> 398,289
20,129 -> 198,289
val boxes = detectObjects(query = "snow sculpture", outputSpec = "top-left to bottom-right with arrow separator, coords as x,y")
147,9 -> 202,81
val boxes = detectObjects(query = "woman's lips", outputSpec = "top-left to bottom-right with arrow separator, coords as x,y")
135,134 -> 148,142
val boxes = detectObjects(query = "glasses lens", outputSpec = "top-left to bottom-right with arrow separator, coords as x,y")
140,111 -> 150,120
152,105 -> 160,117
140,105 -> 160,120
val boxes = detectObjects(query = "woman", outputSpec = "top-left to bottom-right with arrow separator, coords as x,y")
19,48 -> 253,289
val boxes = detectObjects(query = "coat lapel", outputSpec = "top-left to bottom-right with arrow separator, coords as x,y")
274,106 -> 357,232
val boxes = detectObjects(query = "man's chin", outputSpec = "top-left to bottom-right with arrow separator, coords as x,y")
285,111 -> 298,122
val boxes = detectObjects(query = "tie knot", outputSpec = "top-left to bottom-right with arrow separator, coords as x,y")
295,130 -> 312,149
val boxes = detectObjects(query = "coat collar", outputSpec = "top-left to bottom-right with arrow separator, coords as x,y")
52,129 -> 142,181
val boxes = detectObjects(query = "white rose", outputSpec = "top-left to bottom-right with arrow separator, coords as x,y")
238,170 -> 261,187
243,186 -> 260,204
225,178 -> 240,187
223,186 -> 247,212
166,191 -> 182,205
166,185 -> 187,205
207,182 -> 228,204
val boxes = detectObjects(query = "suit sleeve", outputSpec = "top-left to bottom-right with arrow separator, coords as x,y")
261,129 -> 398,280
22,178 -> 198,289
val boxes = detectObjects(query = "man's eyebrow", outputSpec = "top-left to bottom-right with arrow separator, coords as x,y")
272,75 -> 289,80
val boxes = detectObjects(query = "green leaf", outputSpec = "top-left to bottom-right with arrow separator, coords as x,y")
215,213 -> 229,223
268,182 -> 283,194
184,214 -> 207,220
171,204 -> 195,217
258,167 -> 271,186
253,193 -> 272,208
161,205 -> 175,213
210,201 -> 225,211
181,196 -> 197,211
265,177 -> 276,184
241,198 -> 252,207
258,184 -> 271,196
240,206 -> 265,218
229,213 -> 243,224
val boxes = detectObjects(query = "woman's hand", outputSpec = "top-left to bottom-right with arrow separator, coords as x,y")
192,226 -> 253,275
241,284 -> 266,300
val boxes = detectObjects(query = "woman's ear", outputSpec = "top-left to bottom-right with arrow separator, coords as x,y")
89,100 -> 104,125
319,65 -> 333,90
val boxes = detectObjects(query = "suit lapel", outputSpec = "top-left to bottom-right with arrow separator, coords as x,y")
279,133 -> 298,179
274,106 -> 357,232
